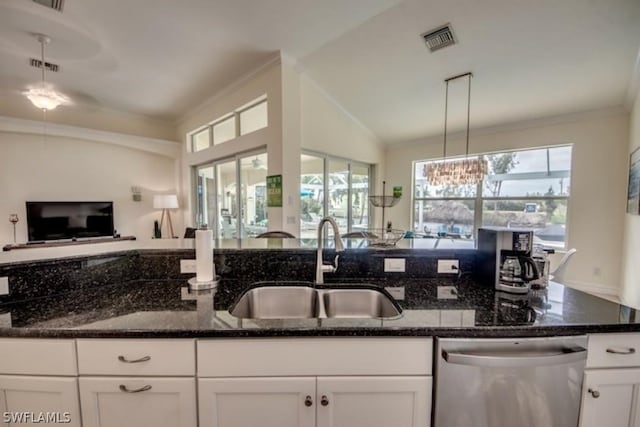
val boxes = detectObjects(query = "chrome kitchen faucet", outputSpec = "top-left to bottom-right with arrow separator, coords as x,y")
315,217 -> 345,284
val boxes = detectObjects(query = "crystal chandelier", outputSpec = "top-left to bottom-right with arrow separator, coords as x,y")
23,34 -> 69,111
427,72 -> 487,186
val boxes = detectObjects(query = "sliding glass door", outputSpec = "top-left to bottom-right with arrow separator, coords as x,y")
195,151 -> 267,238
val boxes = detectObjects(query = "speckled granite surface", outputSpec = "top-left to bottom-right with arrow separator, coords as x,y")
0,277 -> 637,338
0,248 -> 637,338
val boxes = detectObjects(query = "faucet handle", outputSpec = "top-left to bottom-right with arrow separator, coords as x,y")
332,254 -> 340,270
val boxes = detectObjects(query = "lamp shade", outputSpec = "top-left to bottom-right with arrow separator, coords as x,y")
153,194 -> 179,209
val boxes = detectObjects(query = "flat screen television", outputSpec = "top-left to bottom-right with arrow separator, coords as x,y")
26,201 -> 114,242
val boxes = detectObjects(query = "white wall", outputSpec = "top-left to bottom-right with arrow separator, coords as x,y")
0,120 -> 180,245
300,73 -> 385,227
621,88 -> 640,308
384,109 -> 630,293
177,57 -> 289,232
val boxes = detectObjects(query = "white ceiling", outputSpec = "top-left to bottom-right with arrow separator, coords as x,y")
0,0 -> 639,144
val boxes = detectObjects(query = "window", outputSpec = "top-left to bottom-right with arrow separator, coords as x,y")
240,100 -> 268,135
212,115 -> 236,145
189,96 -> 268,152
300,153 -> 371,238
191,128 -> 210,152
413,146 -> 572,248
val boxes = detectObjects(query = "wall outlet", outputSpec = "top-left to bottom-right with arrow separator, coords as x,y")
0,313 -> 11,328
385,286 -> 405,300
437,259 -> 459,274
384,258 -> 406,272
0,277 -> 8,295
180,260 -> 197,274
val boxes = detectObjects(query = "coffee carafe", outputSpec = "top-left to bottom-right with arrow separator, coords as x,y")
499,255 -> 540,293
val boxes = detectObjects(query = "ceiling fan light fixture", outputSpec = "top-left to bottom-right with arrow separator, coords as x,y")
24,33 -> 69,111
23,85 -> 69,111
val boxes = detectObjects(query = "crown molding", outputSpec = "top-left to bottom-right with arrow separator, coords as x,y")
0,115 -> 181,158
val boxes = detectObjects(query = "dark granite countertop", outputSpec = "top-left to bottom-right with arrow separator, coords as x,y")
0,278 -> 638,339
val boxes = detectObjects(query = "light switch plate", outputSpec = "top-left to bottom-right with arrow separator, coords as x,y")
437,286 -> 458,299
437,259 -> 459,274
0,277 -> 8,295
385,286 -> 405,300
0,313 -> 11,328
180,260 -> 197,274
384,258 -> 406,272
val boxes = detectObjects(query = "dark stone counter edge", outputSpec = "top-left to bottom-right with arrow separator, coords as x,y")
1,323 -> 639,339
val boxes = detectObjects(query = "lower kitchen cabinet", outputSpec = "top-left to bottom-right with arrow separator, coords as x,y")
316,376 -> 430,427
79,377 -> 197,427
199,377 -> 316,427
198,376 -> 431,427
579,369 -> 640,427
0,375 -> 80,426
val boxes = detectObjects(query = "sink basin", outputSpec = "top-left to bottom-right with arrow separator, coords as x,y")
230,284 -> 401,319
230,286 -> 318,319
322,289 -> 401,318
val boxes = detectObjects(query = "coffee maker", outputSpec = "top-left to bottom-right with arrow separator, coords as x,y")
477,227 -> 540,294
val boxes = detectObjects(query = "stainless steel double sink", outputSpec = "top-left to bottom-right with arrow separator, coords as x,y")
229,284 -> 402,320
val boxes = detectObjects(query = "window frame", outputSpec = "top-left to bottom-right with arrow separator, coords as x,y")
189,96 -> 268,152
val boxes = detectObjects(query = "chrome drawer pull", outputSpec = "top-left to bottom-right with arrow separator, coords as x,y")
118,355 -> 151,363
588,388 -> 600,398
606,348 -> 636,355
119,385 -> 152,393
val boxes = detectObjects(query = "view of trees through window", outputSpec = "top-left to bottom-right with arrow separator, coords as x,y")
413,146 -> 572,247
300,154 -> 370,238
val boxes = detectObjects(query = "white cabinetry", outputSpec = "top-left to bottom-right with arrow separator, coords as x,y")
197,338 -> 432,427
0,339 -> 80,426
580,333 -> 640,427
79,377 -> 196,427
199,377 -> 316,427
76,339 -> 197,427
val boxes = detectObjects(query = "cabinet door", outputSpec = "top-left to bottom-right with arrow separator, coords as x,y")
580,369 -> 640,427
0,375 -> 80,427
79,377 -> 196,427
198,377 -> 316,427
316,376 -> 431,427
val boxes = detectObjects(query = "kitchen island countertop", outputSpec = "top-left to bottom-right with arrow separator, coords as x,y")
0,278 -> 638,339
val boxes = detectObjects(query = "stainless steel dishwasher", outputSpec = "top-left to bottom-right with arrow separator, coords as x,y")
434,336 -> 588,427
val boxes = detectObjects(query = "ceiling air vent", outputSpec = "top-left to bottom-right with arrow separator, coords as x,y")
30,58 -> 59,73
421,24 -> 456,52
32,0 -> 64,12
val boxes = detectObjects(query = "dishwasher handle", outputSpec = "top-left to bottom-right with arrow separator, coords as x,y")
442,346 -> 587,368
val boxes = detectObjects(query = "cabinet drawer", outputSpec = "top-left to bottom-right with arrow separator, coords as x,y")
77,339 -> 195,376
587,333 -> 640,368
0,339 -> 77,375
197,338 -> 432,377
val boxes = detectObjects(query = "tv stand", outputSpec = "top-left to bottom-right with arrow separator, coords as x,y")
2,236 -> 136,252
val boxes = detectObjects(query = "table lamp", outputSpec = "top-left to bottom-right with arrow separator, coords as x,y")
153,194 -> 179,238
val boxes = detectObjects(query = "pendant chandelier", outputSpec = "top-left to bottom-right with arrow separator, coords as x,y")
426,72 -> 487,186
23,34 -> 70,111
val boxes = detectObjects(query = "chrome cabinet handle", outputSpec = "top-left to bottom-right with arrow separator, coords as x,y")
606,348 -> 636,355
588,388 -> 600,398
304,396 -> 313,407
321,395 -> 329,406
118,355 -> 151,363
119,385 -> 152,393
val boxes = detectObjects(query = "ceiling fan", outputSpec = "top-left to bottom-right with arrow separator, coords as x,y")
22,33 -> 70,111
251,157 -> 267,170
